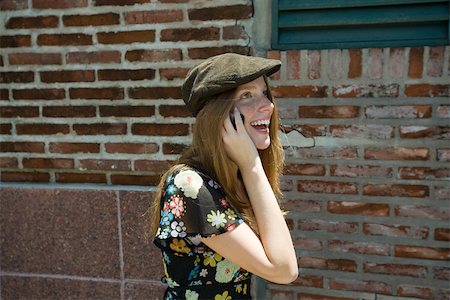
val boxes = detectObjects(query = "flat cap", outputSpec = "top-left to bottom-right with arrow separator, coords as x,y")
182,53 -> 281,116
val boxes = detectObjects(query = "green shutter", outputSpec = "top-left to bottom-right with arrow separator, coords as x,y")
272,0 -> 450,49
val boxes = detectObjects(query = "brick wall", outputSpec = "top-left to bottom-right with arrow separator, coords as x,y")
1,1 -> 449,299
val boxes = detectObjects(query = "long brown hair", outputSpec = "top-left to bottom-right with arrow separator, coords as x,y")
149,76 -> 284,235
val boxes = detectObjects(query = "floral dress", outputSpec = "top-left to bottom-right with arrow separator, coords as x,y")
153,166 -> 252,300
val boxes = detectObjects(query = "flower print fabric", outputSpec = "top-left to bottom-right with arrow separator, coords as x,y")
154,166 -> 252,299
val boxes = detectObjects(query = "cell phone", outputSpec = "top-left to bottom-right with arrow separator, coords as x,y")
230,112 -> 245,130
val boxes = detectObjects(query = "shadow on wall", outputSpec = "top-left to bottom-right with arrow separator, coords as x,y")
0,187 -> 165,299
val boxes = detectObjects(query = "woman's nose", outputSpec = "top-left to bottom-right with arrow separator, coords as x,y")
258,96 -> 274,112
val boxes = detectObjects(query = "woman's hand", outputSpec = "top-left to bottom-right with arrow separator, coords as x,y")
222,108 -> 259,170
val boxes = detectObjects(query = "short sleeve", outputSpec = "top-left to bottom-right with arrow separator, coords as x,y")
154,167 -> 244,243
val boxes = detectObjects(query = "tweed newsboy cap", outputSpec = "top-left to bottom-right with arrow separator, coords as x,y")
182,53 -> 281,116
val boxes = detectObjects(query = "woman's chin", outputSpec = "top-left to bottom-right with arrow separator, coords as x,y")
254,139 -> 271,150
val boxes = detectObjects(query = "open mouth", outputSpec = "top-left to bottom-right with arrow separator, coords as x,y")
250,119 -> 270,131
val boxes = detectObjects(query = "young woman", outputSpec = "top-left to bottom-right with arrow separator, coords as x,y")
150,53 -> 298,299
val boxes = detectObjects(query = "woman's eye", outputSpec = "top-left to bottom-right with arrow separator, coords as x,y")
240,92 -> 253,99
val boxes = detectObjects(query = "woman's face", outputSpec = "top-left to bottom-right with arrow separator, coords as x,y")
233,76 -> 274,150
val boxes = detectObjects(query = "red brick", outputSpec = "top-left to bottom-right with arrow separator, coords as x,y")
330,278 -> 391,294
49,142 -> 100,154
162,143 -> 188,155
9,52 -> 61,65
292,274 -> 323,288
66,51 -> 121,64
43,106 -> 96,118
272,86 -> 327,98
188,5 -> 252,21
408,47 -> 424,78
16,123 -> 69,135
296,147 -> 357,159
0,157 -> 18,168
134,160 -> 172,172
0,106 -> 39,118
328,202 -> 389,216
307,50 -> 321,80
111,174 -> 160,186
63,13 -> 119,26
188,46 -> 249,59
364,184 -> 429,198
56,172 -> 106,184
333,84 -> 399,98
293,238 -> 322,250
223,25 -> 247,40
0,142 -> 45,153
37,34 -> 92,46
365,105 -> 431,118
365,147 -> 429,160
363,223 -> 429,239
267,51 -> 281,80
0,89 -> 8,100
161,27 -> 219,42
299,106 -> 359,118
0,35 -> 31,47
105,143 -> 159,154
435,228 -> 450,241
6,16 -> 58,28
159,68 -> 189,80
331,165 -> 392,178
330,125 -> 393,139
433,267 -> 450,280
395,245 -> 450,261
125,10 -> 183,24
427,46 -> 445,77
0,72 -> 34,83
98,69 -> 155,81
436,105 -> 450,118
396,205 -> 449,221
13,88 -> 65,100
404,84 -> 449,97
286,50 -> 300,80
73,123 -> 127,135
69,87 -> 123,100
1,171 -> 49,182
298,220 -> 358,233
23,158 -> 73,169
397,284 -> 450,299
128,87 -> 181,99
283,199 -> 320,213
0,0 -> 28,10
97,30 -> 155,44
299,257 -> 356,272
296,293 -> 354,300
364,262 -> 426,278
298,180 -> 357,194
132,123 -> 189,136
0,124 -> 12,134
329,240 -> 389,256
437,149 -> 450,162
400,125 -> 450,139
33,0 -> 87,9
94,0 -> 150,5
40,70 -> 94,83
348,49 -> 362,78
399,167 -> 450,180
99,105 -> 155,117
126,49 -> 182,62
284,164 -> 325,176
79,159 -> 131,171
159,105 -> 191,118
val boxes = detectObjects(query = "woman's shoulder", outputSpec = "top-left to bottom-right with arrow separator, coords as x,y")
164,164 -> 221,194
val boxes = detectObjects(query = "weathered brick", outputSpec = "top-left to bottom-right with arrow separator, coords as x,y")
404,84 -> 449,97
97,30 -> 155,44
307,50 -> 321,79
293,238 -> 322,250
37,34 -> 92,46
363,223 -> 429,239
267,51 -> 281,80
63,13 -> 119,26
292,274 -> 323,288
329,240 -> 389,256
433,267 -> 450,280
49,142 -> 100,153
348,49 -> 362,78
9,52 -> 61,65
333,84 -> 399,98
33,0 -> 88,9
331,278 -> 391,294
40,70 -> 95,83
0,0 -> 28,10
437,149 -> 450,162
396,205 -> 449,220
272,86 -> 327,98
16,123 -> 70,135
435,228 -> 450,241
328,49 -> 345,80
435,187 -> 450,200
296,147 -> 358,159
298,220 -> 358,233
395,245 -> 450,261
331,165 -> 392,178
0,142 -> 45,153
0,72 -> 34,83
23,158 -> 73,169
427,46 -> 445,77
399,167 -> 450,180
268,289 -> 293,300
13,88 -> 65,100
284,164 -> 325,176
162,143 -> 188,155
99,105 -> 155,117
79,159 -> 131,171
0,35 -> 31,48
397,284 -> 450,299
365,105 -> 431,118
328,202 -> 389,216
94,0 -> 150,5
132,123 -> 189,136
159,105 -> 191,118
299,257 -> 356,272
105,143 -> 159,154
368,48 -> 384,79
400,126 -> 450,139
188,5 -> 252,21
364,262 -> 426,278
364,184 -> 429,198
0,106 -> 39,118
330,125 -> 394,139
0,124 -> 12,134
188,46 -> 249,59
365,147 -> 429,160
0,89 -> 8,100
436,105 -> 450,118
223,25 -> 247,40
286,50 -> 300,80
159,68 -> 189,80
1,171 -> 49,182
408,47 -> 424,78
98,69 -> 155,81
69,87 -> 124,100
299,106 -> 358,118
43,106 -> 96,118
129,87 -> 181,99
0,157 -> 18,168
296,293 -> 354,300
389,48 -> 404,78
66,51 -> 121,64
73,123 -> 127,135
125,10 -> 182,24
111,174 -> 160,186
283,199 -> 321,213
56,172 -> 106,184
298,180 -> 357,194
126,49 -> 182,62
161,27 -> 220,42
134,160 -> 172,173
6,16 -> 58,28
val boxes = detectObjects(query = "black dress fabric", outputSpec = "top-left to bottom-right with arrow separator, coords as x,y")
153,165 -> 252,300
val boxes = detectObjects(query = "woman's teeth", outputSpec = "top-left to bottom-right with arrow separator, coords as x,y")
250,119 -> 270,126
